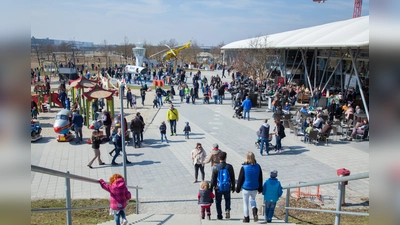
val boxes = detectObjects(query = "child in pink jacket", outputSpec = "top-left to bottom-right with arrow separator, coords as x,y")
99,174 -> 131,225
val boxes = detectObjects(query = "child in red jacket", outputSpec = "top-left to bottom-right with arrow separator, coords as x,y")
198,181 -> 215,220
100,174 -> 131,225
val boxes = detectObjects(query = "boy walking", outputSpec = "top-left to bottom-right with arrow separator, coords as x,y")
262,170 -> 283,223
183,122 -> 191,139
159,121 -> 169,143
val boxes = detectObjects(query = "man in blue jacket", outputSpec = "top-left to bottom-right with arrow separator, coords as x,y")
71,110 -> 83,143
262,170 -> 283,223
241,96 -> 253,121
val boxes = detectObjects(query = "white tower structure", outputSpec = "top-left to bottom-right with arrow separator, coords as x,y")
132,43 -> 146,67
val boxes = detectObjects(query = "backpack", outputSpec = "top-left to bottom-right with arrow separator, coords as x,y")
217,165 -> 231,192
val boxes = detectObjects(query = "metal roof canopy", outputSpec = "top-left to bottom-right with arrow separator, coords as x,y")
222,16 -> 369,50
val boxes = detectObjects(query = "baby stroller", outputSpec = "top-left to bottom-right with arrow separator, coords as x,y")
164,94 -> 172,104
255,132 -> 275,151
232,105 -> 244,119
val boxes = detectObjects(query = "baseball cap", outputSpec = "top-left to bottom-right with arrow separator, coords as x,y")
213,143 -> 219,148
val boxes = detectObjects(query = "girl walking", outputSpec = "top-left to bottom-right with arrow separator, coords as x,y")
99,174 -> 131,225
197,181 -> 214,220
191,143 -> 207,183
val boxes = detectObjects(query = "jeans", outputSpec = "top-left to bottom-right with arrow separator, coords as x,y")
215,190 -> 231,219
275,135 -> 282,150
180,95 -> 184,103
114,209 -> 126,225
213,95 -> 218,104
160,133 -> 168,142
194,164 -> 205,181
169,120 -> 177,134
243,109 -> 250,120
218,95 -> 223,104
264,201 -> 277,221
184,131 -> 190,138
191,95 -> 196,104
74,126 -> 82,141
313,99 -> 319,109
260,137 -> 270,154
157,96 -> 163,106
111,147 -> 121,163
141,95 -> 145,105
127,99 -> 132,108
242,189 -> 258,217
132,130 -> 141,147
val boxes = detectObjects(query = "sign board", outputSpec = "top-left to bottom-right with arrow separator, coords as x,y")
344,74 -> 357,89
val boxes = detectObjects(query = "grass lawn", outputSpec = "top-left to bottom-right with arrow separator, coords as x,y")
274,198 -> 369,225
31,199 -> 136,225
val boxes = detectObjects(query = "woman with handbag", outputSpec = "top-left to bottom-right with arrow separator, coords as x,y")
191,143 -> 207,183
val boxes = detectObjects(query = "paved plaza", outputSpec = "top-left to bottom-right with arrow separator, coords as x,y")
31,71 -> 369,219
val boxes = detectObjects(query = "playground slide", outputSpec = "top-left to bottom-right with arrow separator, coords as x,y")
31,93 -> 63,108
50,93 -> 63,108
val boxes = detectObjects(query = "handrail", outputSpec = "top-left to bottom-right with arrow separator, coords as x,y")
31,165 -> 143,225
280,172 -> 369,225
31,165 -> 142,190
282,172 -> 369,189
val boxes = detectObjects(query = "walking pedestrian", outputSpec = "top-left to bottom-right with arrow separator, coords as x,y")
126,88 -> 132,108
99,174 -> 131,225
166,104 -> 179,136
71,110 -> 83,143
258,119 -> 270,155
242,96 -> 252,121
183,122 -> 191,139
273,120 -> 286,153
87,130 -> 106,168
110,128 -> 132,165
198,181 -> 214,220
191,143 -> 207,183
159,121 -> 169,143
130,114 -> 144,148
262,170 -> 283,223
210,152 -> 235,220
236,152 -> 263,222
102,109 -> 112,141
204,143 -> 223,169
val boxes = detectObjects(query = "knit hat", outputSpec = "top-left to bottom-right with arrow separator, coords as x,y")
270,170 -> 278,178
185,122 -> 189,125
213,143 -> 219,148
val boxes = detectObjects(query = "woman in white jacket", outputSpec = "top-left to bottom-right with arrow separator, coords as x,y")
191,143 -> 207,183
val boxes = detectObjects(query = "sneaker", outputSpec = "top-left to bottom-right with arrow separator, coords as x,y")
111,162 -> 118,165
166,141 -> 169,143
122,219 -> 128,225
174,133 -> 177,136
225,211 -> 230,219
170,133 -> 174,136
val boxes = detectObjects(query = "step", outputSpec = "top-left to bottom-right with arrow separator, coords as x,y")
97,213 -> 296,225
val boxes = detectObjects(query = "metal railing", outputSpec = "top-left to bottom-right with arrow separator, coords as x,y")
281,172 -> 369,225
31,165 -> 143,225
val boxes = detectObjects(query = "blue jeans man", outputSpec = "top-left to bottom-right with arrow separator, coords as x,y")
260,137 -> 270,155
132,130 -> 141,147
215,190 -> 231,220
218,95 -> 223,104
275,135 -> 282,151
157,95 -> 163,106
313,98 -> 319,109
264,201 -> 277,222
243,109 -> 250,120
74,126 -> 83,143
169,120 -> 177,135
213,95 -> 218,104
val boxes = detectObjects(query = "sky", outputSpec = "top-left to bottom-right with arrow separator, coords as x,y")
31,0 -> 369,47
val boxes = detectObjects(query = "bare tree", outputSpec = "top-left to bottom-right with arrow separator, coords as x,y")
31,37 -> 44,69
231,36 -> 277,83
210,41 -> 225,66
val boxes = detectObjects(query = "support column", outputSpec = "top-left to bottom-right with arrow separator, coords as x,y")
301,49 -> 313,96
85,98 -> 90,128
350,49 -> 369,121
